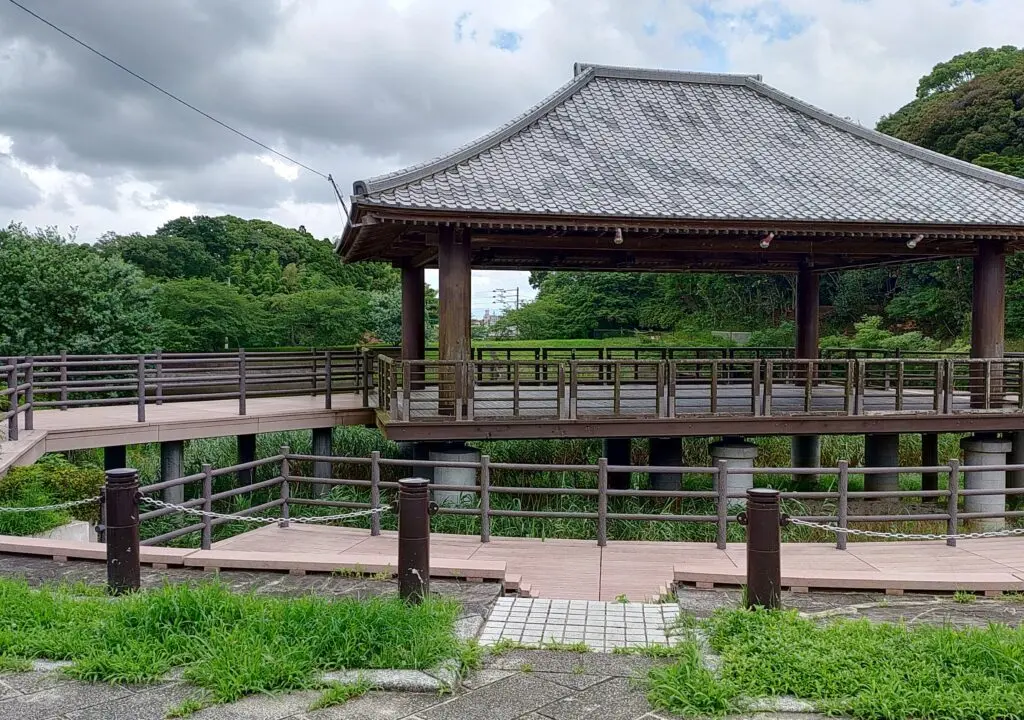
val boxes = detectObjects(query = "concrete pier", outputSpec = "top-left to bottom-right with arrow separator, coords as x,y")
864,434 -> 900,494
604,438 -> 632,491
961,434 -> 1011,531
709,438 -> 758,507
159,440 -> 185,504
649,437 -> 682,491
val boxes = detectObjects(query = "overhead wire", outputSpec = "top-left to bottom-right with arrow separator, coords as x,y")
4,0 -> 354,224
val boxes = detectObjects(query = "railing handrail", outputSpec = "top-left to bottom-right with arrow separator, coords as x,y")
130,449 -> 1024,551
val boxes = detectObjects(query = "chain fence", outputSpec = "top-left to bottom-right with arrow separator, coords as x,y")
788,517 -> 1024,541
137,496 -> 390,525
0,497 -> 100,513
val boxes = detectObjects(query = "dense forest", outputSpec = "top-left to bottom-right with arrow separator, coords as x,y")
0,216 -> 438,356
501,46 -> 1024,345
2,46 -> 1023,356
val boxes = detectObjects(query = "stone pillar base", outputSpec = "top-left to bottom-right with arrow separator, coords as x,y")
429,443 -> 482,507
710,438 -> 758,507
312,427 -> 334,497
864,434 -> 900,495
1008,431 -> 1024,510
961,435 -> 1011,531
648,438 -> 682,491
160,440 -> 185,504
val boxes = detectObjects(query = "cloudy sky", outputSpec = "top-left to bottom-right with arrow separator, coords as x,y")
1,0 -> 1021,311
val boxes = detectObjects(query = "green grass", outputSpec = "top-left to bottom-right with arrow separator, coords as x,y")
647,607 -> 1024,719
0,578 -> 462,706
309,679 -> 371,711
953,590 -> 977,604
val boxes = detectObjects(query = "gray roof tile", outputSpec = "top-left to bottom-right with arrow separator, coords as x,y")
352,64 -> 1024,226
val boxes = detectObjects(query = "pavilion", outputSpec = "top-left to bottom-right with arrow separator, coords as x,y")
338,63 -> 1024,496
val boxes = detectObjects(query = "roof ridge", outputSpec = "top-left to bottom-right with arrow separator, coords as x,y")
576,62 -> 762,84
742,77 -> 1024,194
353,66 -> 598,196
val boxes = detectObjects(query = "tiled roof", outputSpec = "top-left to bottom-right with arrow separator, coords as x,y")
352,64 -> 1024,226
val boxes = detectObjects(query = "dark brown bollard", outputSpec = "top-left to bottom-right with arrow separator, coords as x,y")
744,488 -> 782,610
105,468 -> 141,595
398,478 -> 431,603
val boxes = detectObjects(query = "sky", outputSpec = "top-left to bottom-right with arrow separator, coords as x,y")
1,0 -> 1022,313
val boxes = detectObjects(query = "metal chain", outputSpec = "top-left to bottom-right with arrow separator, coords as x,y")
788,517 -> 1024,541
0,497 -> 99,513
138,496 -> 389,524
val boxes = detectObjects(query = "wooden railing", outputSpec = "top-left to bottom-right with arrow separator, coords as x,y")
1,348 -> 378,433
130,449 -> 1024,550
379,357 -> 1024,422
5,346 -> 1024,433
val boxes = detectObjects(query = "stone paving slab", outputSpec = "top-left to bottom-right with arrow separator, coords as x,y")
480,598 -> 680,652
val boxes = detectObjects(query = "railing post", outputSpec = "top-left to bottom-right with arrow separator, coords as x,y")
324,350 -> 333,410
398,477 -> 431,604
59,350 -> 68,410
104,467 -> 140,595
24,356 -> 33,431
557,363 -> 566,420
201,463 -> 213,550
597,457 -> 608,547
744,488 -> 782,610
238,348 -> 247,415
947,459 -> 960,548
716,460 -> 729,550
279,445 -> 290,529
7,359 -> 18,442
837,460 -> 849,551
155,348 -> 164,405
361,349 -> 371,408
480,454 -> 491,543
136,354 -> 146,423
370,450 -> 382,537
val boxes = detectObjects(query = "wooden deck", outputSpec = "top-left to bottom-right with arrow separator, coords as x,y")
0,393 -> 373,466
213,524 -> 1024,600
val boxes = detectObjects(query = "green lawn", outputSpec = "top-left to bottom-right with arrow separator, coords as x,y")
648,608 -> 1024,719
0,579 -> 465,711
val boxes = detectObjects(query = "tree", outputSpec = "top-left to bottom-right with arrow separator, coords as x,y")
0,224 -> 158,355
267,289 -> 369,347
97,232 -> 221,280
914,46 -> 1024,98
152,279 -> 266,351
878,48 -> 1024,177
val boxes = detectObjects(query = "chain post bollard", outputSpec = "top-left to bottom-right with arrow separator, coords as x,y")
104,468 -> 140,595
398,477 -> 433,604
740,488 -> 782,610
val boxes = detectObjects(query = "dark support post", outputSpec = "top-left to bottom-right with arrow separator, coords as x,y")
238,348 -> 247,416
402,262 -> 426,391
238,434 -> 256,488
24,356 -> 33,431
793,263 -> 821,487
398,478 -> 431,604
922,433 -> 940,502
864,434 -> 900,495
312,427 -> 333,497
324,350 -> 333,410
438,226 -> 472,416
603,438 -> 632,490
971,240 -> 1005,407
745,488 -> 782,610
136,354 -> 146,423
1009,431 -> 1024,510
104,468 -> 140,595
104,445 -> 127,472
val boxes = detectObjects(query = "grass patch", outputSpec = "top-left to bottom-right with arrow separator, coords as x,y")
647,607 -> 1024,719
0,578 -> 461,706
953,590 -> 977,604
309,679 -> 371,711
0,654 -> 32,672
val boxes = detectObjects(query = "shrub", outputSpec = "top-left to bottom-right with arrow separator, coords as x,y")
0,455 -> 104,535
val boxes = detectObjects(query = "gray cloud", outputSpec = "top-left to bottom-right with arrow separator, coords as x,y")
0,154 -> 41,209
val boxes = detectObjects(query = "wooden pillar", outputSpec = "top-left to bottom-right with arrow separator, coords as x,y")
401,263 -> 426,390
972,240 -> 1006,407
793,264 -> 820,488
438,226 -> 472,416
238,434 -> 257,487
795,264 -> 819,361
